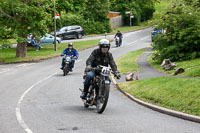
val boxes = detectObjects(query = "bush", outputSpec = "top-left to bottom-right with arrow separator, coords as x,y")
152,0 -> 200,61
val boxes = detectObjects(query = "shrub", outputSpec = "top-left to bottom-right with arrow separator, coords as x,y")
152,0 -> 200,61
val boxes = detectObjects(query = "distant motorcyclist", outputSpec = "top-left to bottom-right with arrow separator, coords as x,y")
60,42 -> 79,71
80,39 -> 121,99
114,30 -> 123,46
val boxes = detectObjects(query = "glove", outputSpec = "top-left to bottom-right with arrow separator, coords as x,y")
114,71 -> 121,79
60,54 -> 64,56
74,56 -> 78,60
85,65 -> 92,72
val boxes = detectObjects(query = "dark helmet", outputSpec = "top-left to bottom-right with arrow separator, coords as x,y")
99,39 -> 111,50
68,42 -> 73,47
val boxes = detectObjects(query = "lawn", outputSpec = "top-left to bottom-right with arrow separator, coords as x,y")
117,48 -> 200,116
148,55 -> 200,77
116,49 -> 146,74
0,39 -> 100,63
119,77 -> 200,116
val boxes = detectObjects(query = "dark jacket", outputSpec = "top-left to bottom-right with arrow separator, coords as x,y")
115,32 -> 123,38
61,48 -> 79,58
86,48 -> 117,72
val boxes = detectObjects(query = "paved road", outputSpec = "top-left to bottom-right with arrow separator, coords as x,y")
1,28 -> 200,133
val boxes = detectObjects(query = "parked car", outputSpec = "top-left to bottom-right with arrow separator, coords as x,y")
151,28 -> 163,41
27,34 -> 61,46
52,25 -> 84,40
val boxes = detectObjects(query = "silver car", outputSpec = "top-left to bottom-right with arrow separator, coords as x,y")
40,34 -> 61,44
27,34 -> 61,45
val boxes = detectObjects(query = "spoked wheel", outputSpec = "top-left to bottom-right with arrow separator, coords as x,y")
96,85 -> 110,114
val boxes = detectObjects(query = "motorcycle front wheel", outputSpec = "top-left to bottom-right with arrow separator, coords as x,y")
96,84 -> 110,114
63,64 -> 69,76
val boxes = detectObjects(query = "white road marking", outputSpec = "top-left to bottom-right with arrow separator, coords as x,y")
0,63 -> 35,74
16,71 -> 59,133
0,68 -> 10,74
17,63 -> 35,67
124,30 -> 142,37
127,40 -> 138,46
140,36 -> 149,41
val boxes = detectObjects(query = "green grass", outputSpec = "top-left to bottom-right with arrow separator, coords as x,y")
111,21 -> 152,34
116,49 -> 146,74
148,55 -> 200,77
119,77 -> 200,116
0,39 -> 100,63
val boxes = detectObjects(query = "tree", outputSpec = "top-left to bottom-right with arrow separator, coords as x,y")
152,0 -> 200,61
110,0 -> 158,25
0,0 -> 53,57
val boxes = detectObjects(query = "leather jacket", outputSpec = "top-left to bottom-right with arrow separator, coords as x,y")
85,48 -> 118,72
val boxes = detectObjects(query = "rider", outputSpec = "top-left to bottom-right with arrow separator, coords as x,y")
30,35 -> 42,51
80,39 -> 121,99
114,30 -> 123,46
60,42 -> 79,71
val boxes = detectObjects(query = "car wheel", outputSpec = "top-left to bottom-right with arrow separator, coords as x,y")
59,35 -> 63,40
77,34 -> 82,39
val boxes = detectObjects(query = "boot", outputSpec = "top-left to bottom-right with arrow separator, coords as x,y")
80,84 -> 89,99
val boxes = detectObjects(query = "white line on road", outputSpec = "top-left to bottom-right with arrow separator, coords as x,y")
127,40 -> 138,46
140,36 -> 149,41
0,68 -> 10,74
17,63 -> 35,67
16,71 -> 59,133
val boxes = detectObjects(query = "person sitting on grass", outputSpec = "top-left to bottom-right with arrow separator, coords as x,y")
30,35 -> 42,51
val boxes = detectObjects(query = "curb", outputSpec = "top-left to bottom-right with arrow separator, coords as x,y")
111,76 -> 200,123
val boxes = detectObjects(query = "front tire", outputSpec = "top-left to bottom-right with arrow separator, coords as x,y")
84,103 -> 89,108
77,34 -> 82,39
63,64 -> 69,76
59,35 -> 63,40
96,84 -> 110,114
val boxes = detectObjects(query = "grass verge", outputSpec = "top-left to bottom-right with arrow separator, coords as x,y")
116,49 -> 146,74
0,39 -> 100,63
148,55 -> 200,77
119,77 -> 200,116
116,48 -> 200,116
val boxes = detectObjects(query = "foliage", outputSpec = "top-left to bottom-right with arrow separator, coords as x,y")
80,0 -> 111,34
0,0 -> 54,57
152,0 -> 200,61
110,0 -> 158,25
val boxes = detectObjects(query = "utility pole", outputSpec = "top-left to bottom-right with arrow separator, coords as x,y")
54,0 -> 57,51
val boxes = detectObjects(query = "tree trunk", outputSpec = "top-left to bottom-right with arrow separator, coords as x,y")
16,42 -> 27,58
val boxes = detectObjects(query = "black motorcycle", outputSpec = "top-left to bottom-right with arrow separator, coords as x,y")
62,55 -> 76,76
80,65 -> 120,114
115,36 -> 120,47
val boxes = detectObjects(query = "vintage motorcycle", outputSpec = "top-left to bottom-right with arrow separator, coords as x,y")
80,65 -> 120,114
62,55 -> 76,76
115,36 -> 120,47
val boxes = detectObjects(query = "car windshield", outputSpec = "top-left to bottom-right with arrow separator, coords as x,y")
59,27 -> 68,31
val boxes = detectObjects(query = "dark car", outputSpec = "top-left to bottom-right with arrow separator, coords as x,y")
53,25 -> 84,40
